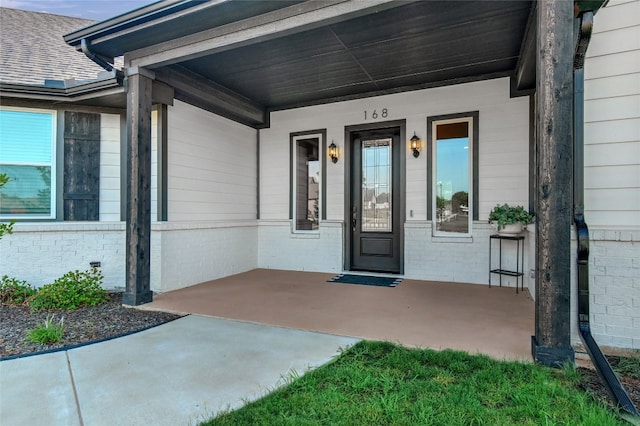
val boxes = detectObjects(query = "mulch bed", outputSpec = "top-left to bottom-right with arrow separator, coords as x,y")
577,358 -> 640,413
0,293 -> 182,359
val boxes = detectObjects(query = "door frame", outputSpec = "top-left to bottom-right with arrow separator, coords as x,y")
344,120 -> 406,274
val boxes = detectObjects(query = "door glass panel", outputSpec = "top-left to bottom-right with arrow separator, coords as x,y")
361,138 -> 391,232
435,121 -> 470,234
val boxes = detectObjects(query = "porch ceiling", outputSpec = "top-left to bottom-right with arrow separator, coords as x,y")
66,0 -> 535,127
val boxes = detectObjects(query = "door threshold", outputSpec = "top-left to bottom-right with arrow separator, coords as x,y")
342,270 -> 404,278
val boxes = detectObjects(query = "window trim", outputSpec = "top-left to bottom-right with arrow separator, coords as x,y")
427,111 -> 479,236
0,106 -> 57,220
289,129 -> 326,233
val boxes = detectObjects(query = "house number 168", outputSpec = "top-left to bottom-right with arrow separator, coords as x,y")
364,109 -> 388,120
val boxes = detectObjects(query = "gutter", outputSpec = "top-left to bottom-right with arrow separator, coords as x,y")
63,0 -> 198,48
81,39 -> 124,83
573,10 -> 639,419
0,79 -> 123,98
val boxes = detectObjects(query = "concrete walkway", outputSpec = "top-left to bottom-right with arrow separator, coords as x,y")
0,315 -> 359,426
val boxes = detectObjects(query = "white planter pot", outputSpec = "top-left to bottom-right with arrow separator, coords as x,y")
498,223 -> 523,235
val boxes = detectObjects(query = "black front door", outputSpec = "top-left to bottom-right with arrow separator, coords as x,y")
350,127 -> 401,273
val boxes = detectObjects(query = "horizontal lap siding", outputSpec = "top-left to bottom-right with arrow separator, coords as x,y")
99,113 -> 121,221
261,77 -> 529,223
258,78 -> 528,285
584,0 -> 640,228
167,100 -> 257,221
579,0 -> 640,349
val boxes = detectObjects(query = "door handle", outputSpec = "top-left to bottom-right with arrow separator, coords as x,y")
352,206 -> 358,231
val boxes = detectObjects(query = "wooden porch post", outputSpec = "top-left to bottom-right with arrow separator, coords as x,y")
123,68 -> 154,306
532,0 -> 575,366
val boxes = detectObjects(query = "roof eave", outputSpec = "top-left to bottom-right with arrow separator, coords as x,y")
0,78 -> 123,101
63,0 -> 224,50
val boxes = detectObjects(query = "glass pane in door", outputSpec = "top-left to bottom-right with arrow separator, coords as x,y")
361,138 -> 391,232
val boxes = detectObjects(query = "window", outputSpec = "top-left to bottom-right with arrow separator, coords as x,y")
429,113 -> 478,236
362,138 -> 392,232
0,108 -> 56,218
291,132 -> 325,231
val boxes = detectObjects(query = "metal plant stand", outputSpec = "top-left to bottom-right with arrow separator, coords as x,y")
489,234 -> 525,293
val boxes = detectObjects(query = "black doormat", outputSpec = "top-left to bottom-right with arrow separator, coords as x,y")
328,274 -> 402,287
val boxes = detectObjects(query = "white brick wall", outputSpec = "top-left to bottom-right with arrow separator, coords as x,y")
405,221 -> 532,288
0,222 -> 125,289
257,220 -> 343,273
587,229 -> 640,349
151,221 -> 259,293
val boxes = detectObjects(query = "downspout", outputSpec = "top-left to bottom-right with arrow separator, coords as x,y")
573,10 -> 639,419
80,39 -> 125,83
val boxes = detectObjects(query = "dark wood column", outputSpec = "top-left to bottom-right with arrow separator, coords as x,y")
123,68 -> 154,306
532,0 -> 575,366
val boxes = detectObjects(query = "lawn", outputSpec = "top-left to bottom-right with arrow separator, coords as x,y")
202,341 -> 625,425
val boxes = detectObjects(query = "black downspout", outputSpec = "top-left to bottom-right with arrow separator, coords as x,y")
80,39 -> 125,84
573,11 -> 639,419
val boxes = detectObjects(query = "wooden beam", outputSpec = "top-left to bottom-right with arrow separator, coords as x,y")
511,2 -> 537,96
126,0 -> 408,69
155,65 -> 266,127
532,0 -> 574,366
123,69 -> 153,306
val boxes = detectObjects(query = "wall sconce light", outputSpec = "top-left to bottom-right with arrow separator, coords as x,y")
410,132 -> 421,158
328,141 -> 339,164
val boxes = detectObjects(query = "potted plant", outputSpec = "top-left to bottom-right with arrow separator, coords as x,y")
488,204 -> 534,234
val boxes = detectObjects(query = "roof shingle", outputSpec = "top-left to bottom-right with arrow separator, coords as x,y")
0,7 -> 107,86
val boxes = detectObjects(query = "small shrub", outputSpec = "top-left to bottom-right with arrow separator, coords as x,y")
0,276 -> 37,305
29,267 -> 107,311
27,315 -> 64,345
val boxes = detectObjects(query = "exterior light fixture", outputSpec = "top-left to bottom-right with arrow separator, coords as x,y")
328,141 -> 339,164
410,132 -> 421,158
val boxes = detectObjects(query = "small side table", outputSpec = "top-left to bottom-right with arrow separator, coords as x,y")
489,234 -> 525,293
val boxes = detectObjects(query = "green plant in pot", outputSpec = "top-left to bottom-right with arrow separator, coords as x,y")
488,204 -> 534,232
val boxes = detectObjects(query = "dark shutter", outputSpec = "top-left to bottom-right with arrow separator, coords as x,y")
63,112 -> 100,221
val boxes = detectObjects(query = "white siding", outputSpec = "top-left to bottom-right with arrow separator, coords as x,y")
167,101 -> 257,221
259,78 -> 529,280
143,101 -> 260,291
584,0 -> 640,228
261,78 -> 529,224
577,0 -> 640,349
99,113 -> 121,222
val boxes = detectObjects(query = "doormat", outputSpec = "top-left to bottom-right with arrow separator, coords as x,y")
328,274 -> 402,287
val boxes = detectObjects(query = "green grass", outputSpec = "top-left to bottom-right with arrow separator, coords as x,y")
615,351 -> 640,380
202,341 -> 625,426
27,315 -> 64,345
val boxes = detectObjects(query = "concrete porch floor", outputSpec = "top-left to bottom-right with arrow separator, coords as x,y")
144,269 -> 535,361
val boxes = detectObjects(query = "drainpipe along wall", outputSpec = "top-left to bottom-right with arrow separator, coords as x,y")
80,39 -> 124,83
573,10 -> 639,419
